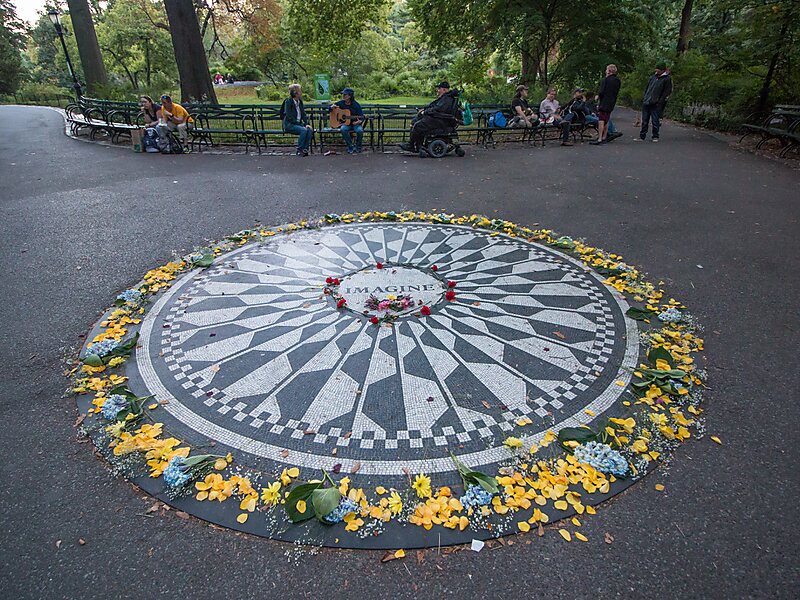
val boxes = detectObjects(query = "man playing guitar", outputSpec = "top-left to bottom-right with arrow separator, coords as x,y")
329,88 -> 365,154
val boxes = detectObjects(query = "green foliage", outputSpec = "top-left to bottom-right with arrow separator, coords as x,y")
0,0 -> 26,94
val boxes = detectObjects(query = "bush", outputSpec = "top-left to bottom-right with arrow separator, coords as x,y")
255,85 -> 285,101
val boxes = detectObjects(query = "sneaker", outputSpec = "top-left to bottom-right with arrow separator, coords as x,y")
296,149 -> 302,155
354,147 -> 362,154
652,138 -> 659,143
398,142 -> 416,152
561,141 -> 573,147
607,132 -> 623,142
634,137 -> 643,141
301,149 -> 309,157
346,147 -> 355,154
589,140 -> 604,145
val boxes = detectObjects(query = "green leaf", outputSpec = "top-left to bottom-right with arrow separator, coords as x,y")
82,353 -> 104,367
191,254 -> 214,268
557,426 -> 599,444
183,454 -> 214,468
647,346 -> 674,368
110,332 -> 140,356
311,487 -> 342,521
468,472 -> 500,495
284,482 -> 323,523
626,307 -> 656,321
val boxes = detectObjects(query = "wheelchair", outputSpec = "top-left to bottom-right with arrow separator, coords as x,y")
418,127 -> 466,158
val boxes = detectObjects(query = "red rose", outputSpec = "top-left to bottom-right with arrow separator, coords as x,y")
370,315 -> 380,324
325,276 -> 333,284
445,290 -> 456,301
447,280 -> 456,288
376,262 -> 383,269
421,306 -> 431,315
431,265 -> 438,271
337,298 -> 346,308
333,278 -> 341,285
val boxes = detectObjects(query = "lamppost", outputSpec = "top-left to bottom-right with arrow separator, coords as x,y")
48,10 -> 83,98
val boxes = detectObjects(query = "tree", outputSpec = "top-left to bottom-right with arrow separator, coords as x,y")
0,0 -> 26,94
164,0 -> 217,102
65,0 -> 108,93
677,0 -> 694,53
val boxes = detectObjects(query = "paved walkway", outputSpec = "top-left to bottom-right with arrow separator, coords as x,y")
1,105 -> 798,598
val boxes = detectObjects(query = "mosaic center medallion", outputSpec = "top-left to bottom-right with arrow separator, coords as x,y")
339,265 -> 445,317
134,223 -> 638,478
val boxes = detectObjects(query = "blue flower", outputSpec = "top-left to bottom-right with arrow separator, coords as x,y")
573,441 -> 628,476
321,497 -> 358,524
163,456 -> 192,489
658,308 -> 683,323
116,289 -> 143,305
460,484 -> 494,509
86,339 -> 119,358
101,394 -> 128,420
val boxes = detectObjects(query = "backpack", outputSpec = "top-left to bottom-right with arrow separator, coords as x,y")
143,128 -> 160,153
488,111 -> 507,128
458,93 -> 473,126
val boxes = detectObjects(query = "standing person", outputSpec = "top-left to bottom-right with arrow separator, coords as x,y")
638,60 -> 673,142
399,81 -> 459,153
591,64 -> 621,145
510,84 -> 534,128
330,88 -> 365,154
282,83 -> 313,156
156,94 -> 192,152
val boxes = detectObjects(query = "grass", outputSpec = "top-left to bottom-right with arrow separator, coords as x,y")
212,87 -> 429,107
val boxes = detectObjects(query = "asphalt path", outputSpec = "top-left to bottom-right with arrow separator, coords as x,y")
1,105 -> 798,599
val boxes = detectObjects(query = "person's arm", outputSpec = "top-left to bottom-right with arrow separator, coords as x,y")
598,78 -> 606,101
659,78 -> 673,106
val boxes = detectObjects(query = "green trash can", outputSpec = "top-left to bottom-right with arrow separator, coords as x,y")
313,74 -> 331,101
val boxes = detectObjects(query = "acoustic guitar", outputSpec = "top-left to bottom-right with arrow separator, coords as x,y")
329,106 -> 366,129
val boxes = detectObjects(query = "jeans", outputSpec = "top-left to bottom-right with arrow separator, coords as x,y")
340,123 -> 364,151
561,113 -> 575,141
608,119 -> 616,134
157,121 -> 188,144
286,123 -> 313,150
640,104 -> 661,139
585,114 -> 599,125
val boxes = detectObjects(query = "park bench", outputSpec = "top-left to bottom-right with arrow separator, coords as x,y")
316,106 -> 379,152
189,106 -> 259,153
376,107 -> 418,151
248,106 -> 316,154
739,107 -> 800,157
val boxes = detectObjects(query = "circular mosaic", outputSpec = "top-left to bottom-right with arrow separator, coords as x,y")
75,215 -> 706,550
134,223 -> 638,478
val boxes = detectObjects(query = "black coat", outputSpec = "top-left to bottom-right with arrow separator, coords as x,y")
422,90 -> 459,121
642,73 -> 673,110
598,74 -> 621,112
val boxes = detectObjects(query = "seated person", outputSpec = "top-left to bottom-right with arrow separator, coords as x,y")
330,88 -> 365,154
559,88 -> 589,146
399,81 -> 459,153
583,91 -> 600,125
156,94 -> 192,152
282,83 -> 313,156
538,88 -> 561,122
139,95 -> 160,129
510,84 -> 535,127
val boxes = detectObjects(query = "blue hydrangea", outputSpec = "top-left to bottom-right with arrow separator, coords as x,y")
163,456 -> 192,489
460,484 -> 495,509
116,289 -> 143,304
658,308 -> 684,322
101,394 -> 128,420
573,441 -> 629,476
86,339 -> 119,357
321,497 -> 359,524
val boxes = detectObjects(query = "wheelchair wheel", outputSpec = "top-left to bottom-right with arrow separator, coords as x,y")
455,146 -> 465,157
427,139 -> 448,158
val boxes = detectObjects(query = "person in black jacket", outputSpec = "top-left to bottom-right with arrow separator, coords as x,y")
638,60 -> 673,142
591,64 -> 621,145
399,81 -> 459,153
282,83 -> 313,156
559,88 -> 588,146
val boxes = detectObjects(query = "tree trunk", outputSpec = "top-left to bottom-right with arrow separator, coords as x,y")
65,0 -> 108,94
164,0 -> 217,104
676,0 -> 694,54
757,5 -> 794,114
520,48 -> 539,86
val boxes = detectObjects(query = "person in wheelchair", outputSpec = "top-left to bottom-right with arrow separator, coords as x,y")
399,81 -> 460,153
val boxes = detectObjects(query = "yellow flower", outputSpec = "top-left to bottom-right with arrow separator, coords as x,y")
388,491 -> 403,515
412,474 -> 432,499
105,421 -> 125,438
260,481 -> 281,506
503,436 -> 523,450
107,356 -> 126,368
